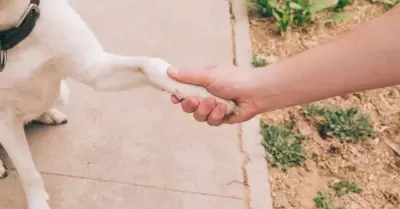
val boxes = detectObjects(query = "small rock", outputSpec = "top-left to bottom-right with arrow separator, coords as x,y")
368,174 -> 376,181
265,55 -> 279,64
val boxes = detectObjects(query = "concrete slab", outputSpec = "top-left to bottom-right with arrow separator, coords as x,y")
0,172 -> 244,209
0,0 -> 245,208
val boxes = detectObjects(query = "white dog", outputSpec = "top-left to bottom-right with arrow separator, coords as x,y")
0,0 -> 237,208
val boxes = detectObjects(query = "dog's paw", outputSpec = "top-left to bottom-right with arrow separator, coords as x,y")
143,58 -> 238,116
34,108 -> 68,125
0,160 -> 8,179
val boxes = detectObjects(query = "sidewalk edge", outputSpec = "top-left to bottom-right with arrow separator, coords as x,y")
230,1 -> 274,209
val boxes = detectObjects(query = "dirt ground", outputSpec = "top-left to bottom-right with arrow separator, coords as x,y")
248,1 -> 400,208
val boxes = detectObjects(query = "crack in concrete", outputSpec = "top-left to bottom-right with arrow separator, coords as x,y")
4,168 -> 244,200
228,1 -> 251,208
228,0 -> 238,67
238,124 -> 251,209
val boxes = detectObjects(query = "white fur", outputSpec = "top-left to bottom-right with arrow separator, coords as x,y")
0,159 -> 7,179
0,0 -> 237,208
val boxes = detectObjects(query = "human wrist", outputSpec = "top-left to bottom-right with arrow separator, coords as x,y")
246,65 -> 283,114
250,61 -> 310,114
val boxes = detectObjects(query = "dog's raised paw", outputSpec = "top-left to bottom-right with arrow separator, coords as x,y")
34,108 -> 68,125
143,58 -> 238,116
0,160 -> 8,179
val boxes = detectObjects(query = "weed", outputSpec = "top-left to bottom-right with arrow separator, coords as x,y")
329,12 -> 355,22
379,0 -> 400,9
318,107 -> 374,143
333,0 -> 354,12
243,0 -> 278,17
332,180 -> 362,197
252,54 -> 268,67
245,0 -> 354,32
314,192 -> 345,209
301,104 -> 374,143
272,0 -> 294,32
301,103 -> 325,117
293,0 -> 336,25
260,121 -> 306,171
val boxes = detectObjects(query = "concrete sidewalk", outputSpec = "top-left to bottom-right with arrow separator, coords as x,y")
0,0 -> 272,208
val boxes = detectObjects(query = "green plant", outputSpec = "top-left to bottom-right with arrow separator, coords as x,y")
252,54 -> 268,67
260,121 -> 306,171
272,0 -> 294,32
317,107 -> 374,143
244,0 -> 278,17
245,0 -> 345,32
332,180 -> 362,197
292,0 -> 313,26
301,103 -> 325,117
314,192 -> 345,209
293,0 -> 336,26
333,0 -> 354,12
244,0 -> 292,32
380,0 -> 400,9
301,104 -> 374,143
329,12 -> 354,22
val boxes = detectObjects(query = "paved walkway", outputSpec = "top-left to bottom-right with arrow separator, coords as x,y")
0,0 -> 272,209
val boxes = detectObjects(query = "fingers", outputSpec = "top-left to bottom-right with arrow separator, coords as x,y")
207,103 -> 227,126
171,96 -> 228,126
171,95 -> 180,104
193,98 -> 216,122
181,98 -> 200,113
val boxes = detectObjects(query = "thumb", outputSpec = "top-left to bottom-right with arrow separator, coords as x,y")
167,67 -> 213,87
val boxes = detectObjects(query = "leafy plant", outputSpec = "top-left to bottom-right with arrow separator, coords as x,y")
329,12 -> 354,22
260,121 -> 306,171
332,180 -> 362,197
244,0 -> 279,17
245,0 -> 347,32
272,0 -> 294,32
301,104 -> 374,143
252,54 -> 268,67
314,192 -> 345,209
317,107 -> 374,143
379,0 -> 400,9
297,0 -> 345,25
333,0 -> 354,12
301,103 -> 326,117
292,0 -> 313,26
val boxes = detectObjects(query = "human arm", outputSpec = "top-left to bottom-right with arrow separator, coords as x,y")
254,5 -> 400,113
167,5 -> 400,126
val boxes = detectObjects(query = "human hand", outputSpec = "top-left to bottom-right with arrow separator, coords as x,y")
167,65 -> 265,126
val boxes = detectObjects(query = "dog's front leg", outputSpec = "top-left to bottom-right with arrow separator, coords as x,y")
0,115 -> 50,209
59,53 -> 237,116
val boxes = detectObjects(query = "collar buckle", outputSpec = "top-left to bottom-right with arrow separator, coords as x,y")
15,3 -> 41,28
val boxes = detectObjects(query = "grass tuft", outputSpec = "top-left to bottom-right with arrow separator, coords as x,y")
301,104 -> 374,143
332,180 -> 362,197
314,192 -> 345,209
260,121 -> 306,171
